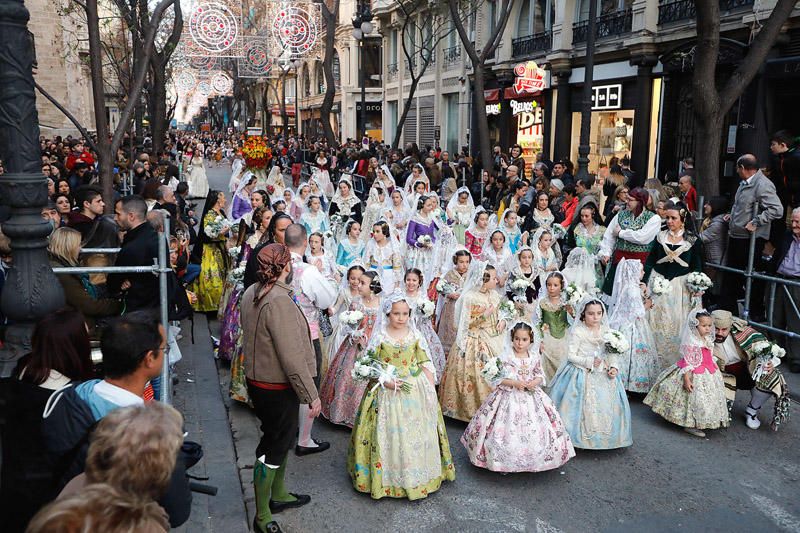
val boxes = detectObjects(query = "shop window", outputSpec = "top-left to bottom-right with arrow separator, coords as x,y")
362,38 -> 382,88
569,110 -> 634,174
517,0 -> 554,36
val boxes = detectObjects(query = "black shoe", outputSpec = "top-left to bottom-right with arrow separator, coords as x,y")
253,518 -> 282,533
295,439 -> 330,456
269,493 -> 311,513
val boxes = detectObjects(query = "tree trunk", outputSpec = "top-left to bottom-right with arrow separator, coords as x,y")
392,77 -> 421,150
149,64 -> 168,155
280,74 -> 288,135
472,64 -> 492,176
319,0 -> 339,147
693,113 -> 724,198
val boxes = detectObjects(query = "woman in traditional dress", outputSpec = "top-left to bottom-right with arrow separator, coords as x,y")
231,173 -> 257,223
364,221 -> 403,293
446,187 -> 475,245
598,188 -> 661,295
335,220 -> 365,271
535,271 -> 574,381
289,183 -> 312,221
320,271 -> 382,427
186,146 -> 209,199
189,190 -> 231,313
523,191 -> 557,234
388,189 -> 411,247
439,261 -> 507,421
264,165 -> 286,199
565,203 -> 606,289
608,258 -> 660,393
405,194 -> 441,283
644,200 -> 703,368
404,163 -> 430,194
462,322 -> 575,472
361,186 -> 391,243
464,207 -> 492,260
376,164 -> 396,195
329,178 -> 363,225
548,298 -> 634,450
436,249 -> 471,356
348,293 -> 455,500
309,176 -> 330,211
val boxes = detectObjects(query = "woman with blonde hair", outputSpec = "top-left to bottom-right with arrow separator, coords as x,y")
48,227 -> 122,335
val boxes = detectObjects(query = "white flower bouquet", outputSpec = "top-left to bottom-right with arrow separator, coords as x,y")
510,277 -> 530,303
498,300 -> 516,323
551,224 -> 567,241
416,234 -> 433,247
323,230 -> 334,241
564,283 -> 585,307
603,329 -> 630,355
751,340 -> 785,382
436,278 -> 456,296
686,272 -> 713,294
351,352 -> 412,393
228,246 -> 241,259
456,212 -> 471,226
417,299 -> 436,318
204,215 -> 230,238
339,310 -> 364,326
228,265 -> 246,287
651,276 -> 671,297
481,356 -> 504,383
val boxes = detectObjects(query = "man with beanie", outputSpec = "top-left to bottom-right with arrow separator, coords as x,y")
241,244 -> 321,533
711,310 -> 790,431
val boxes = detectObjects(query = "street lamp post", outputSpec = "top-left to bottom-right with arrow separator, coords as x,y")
352,2 -> 373,141
292,58 -> 302,136
0,0 -> 65,375
575,0 -> 598,181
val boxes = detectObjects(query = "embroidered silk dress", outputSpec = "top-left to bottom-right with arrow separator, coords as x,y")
405,215 -> 439,283
191,211 -> 230,312
406,292 -> 447,382
461,351 -> 575,473
439,289 -> 505,421
464,229 -> 488,260
320,302 -> 379,427
450,204 -> 473,244
336,239 -> 366,270
538,298 -> 571,382
573,223 -> 606,288
436,269 -> 466,355
300,210 -> 329,235
548,325 -> 633,450
347,330 -> 455,500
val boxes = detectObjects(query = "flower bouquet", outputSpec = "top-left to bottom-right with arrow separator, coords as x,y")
228,246 -> 241,259
651,276 -> 671,298
510,277 -> 531,303
351,352 -> 412,393
603,329 -> 630,355
564,283 -> 585,307
204,215 -> 230,238
228,265 -> 246,288
481,356 -> 504,383
417,299 -> 436,318
498,300 -> 516,323
686,272 -> 712,294
751,340 -> 785,382
339,310 -> 364,327
436,278 -> 457,296
416,235 -> 433,248
551,224 -> 567,241
242,136 -> 271,170
456,212 -> 471,226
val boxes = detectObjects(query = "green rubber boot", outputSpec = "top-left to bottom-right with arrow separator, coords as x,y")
253,459 -> 277,531
270,456 -> 297,503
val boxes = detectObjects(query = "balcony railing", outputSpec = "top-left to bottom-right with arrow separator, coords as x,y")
443,45 -> 461,65
387,62 -> 398,81
512,30 -> 552,57
658,0 -> 755,25
573,9 -> 633,44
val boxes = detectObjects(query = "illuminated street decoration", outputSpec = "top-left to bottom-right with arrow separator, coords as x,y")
267,2 -> 321,58
238,36 -> 273,77
185,0 -> 243,57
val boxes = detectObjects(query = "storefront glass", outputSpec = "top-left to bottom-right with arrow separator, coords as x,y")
513,98 -> 545,175
569,109 -> 634,173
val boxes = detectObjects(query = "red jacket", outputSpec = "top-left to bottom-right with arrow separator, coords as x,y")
65,150 -> 95,171
684,187 -> 697,212
560,197 -> 579,228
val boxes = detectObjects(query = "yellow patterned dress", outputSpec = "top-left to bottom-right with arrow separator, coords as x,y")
438,289 -> 505,421
348,330 -> 455,500
191,211 -> 229,312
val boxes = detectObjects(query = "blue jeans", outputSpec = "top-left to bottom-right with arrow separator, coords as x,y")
181,263 -> 200,285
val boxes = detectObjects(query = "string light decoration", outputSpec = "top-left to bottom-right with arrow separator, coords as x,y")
185,0 -> 243,57
267,2 -> 321,58
175,71 -> 197,94
210,71 -> 234,94
196,80 -> 214,97
238,36 -> 273,77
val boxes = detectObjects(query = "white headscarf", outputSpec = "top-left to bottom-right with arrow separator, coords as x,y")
446,186 -> 475,222
454,260 -> 500,347
677,308 -> 715,373
562,247 -> 599,295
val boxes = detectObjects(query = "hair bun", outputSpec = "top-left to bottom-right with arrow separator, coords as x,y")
370,278 -> 383,295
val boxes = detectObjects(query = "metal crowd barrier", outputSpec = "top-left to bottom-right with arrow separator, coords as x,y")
53,217 -> 174,404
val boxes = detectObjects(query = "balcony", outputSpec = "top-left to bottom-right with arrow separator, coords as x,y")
512,30 -> 552,57
573,9 -> 633,44
443,45 -> 461,65
387,62 -> 398,82
658,0 -> 755,25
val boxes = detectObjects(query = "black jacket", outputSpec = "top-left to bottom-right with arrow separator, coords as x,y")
768,230 -> 798,275
107,222 -> 160,311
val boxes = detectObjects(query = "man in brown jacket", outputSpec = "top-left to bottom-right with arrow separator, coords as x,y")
241,243 -> 320,533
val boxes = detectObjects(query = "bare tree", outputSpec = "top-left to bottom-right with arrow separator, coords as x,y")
693,0 -> 796,196
318,0 -> 341,147
147,0 -> 183,155
447,0 -> 514,174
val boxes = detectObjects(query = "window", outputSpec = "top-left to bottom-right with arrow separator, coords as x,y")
577,0 -> 633,20
302,64 -> 311,97
363,38 -> 382,88
333,51 -> 341,88
315,62 -> 325,94
518,0 -> 556,34
389,29 -> 398,64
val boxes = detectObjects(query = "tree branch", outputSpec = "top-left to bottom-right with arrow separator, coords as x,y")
34,81 -> 98,153
480,0 -> 513,62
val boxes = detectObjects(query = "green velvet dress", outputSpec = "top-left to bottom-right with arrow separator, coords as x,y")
539,300 -> 571,381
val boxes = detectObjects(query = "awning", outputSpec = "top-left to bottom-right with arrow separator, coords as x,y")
484,88 -> 501,103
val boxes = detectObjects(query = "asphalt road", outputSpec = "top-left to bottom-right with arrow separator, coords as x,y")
202,164 -> 800,533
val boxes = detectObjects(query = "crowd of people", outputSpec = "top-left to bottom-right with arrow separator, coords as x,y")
0,128 -> 798,532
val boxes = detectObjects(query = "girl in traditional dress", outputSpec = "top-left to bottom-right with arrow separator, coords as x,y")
446,187 -> 475,245
462,322 -> 575,472
548,299 -> 634,450
186,147 -> 209,199
320,271 -> 382,427
536,272 -> 574,381
361,186 -> 391,243
562,247 -> 600,295
532,227 -> 560,288
308,232 -> 339,283
348,293 -> 455,500
404,163 -> 430,194
566,203 -> 606,288
436,249 -> 471,356
231,173 -> 257,223
403,268 -> 446,381
329,178 -> 363,224
364,221 -> 403,293
608,259 -> 660,394
290,183 -> 311,221
483,229 -> 513,289
271,199 -> 287,214
439,261 -> 507,421
644,201 -> 703,368
464,208 -> 491,260
388,189 -> 411,245
499,210 -> 527,255
263,165 -> 286,199
506,246 -> 539,318
405,195 -> 440,283
376,164 -> 396,195
300,195 -> 329,235
644,310 -> 729,438
309,176 -> 330,211
190,190 -> 231,313
326,264 -> 367,374
336,220 -> 365,271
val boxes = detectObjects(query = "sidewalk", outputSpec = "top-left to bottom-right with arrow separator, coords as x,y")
171,314 -> 248,533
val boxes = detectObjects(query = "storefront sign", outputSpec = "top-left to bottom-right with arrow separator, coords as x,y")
355,102 -> 382,113
513,61 -> 547,94
592,84 -> 622,110
485,103 -> 501,115
510,99 -> 544,129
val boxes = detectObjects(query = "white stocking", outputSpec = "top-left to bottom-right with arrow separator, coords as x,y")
749,388 -> 771,410
297,404 -> 317,448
